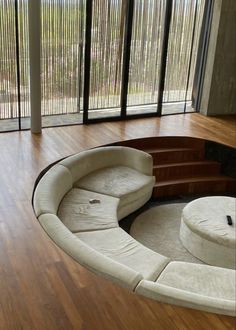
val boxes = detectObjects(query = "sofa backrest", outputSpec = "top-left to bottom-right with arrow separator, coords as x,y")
59,146 -> 153,184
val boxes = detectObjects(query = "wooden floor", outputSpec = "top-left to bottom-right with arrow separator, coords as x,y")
0,113 -> 235,330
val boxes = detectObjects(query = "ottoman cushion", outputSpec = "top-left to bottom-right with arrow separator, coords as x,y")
180,196 -> 236,269
182,196 -> 235,248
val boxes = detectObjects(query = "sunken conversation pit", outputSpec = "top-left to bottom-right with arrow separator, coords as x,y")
33,145 -> 236,317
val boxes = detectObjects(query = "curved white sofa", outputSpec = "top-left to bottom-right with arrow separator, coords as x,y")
33,146 -> 236,316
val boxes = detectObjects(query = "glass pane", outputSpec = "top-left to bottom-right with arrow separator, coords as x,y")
41,0 -> 85,127
0,0 -> 29,131
162,0 -> 205,114
88,0 -> 125,119
186,0 -> 205,113
127,0 -> 166,116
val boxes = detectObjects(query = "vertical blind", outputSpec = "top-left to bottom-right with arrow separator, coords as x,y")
0,0 -> 207,131
0,0 -> 29,121
127,0 -> 166,107
164,0 -> 205,103
89,0 -> 124,110
41,0 -> 85,116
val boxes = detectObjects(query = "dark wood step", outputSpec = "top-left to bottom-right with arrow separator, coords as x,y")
153,176 -> 236,198
147,147 -> 205,165
112,136 -> 235,199
153,161 -> 221,181
112,136 -> 205,151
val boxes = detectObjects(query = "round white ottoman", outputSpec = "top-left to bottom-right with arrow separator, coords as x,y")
180,196 -> 236,269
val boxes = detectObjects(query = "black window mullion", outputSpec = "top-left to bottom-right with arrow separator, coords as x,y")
14,0 -> 21,130
120,0 -> 134,119
157,0 -> 173,116
83,0 -> 93,124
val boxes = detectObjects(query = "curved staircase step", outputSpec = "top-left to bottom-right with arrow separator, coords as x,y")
114,136 -> 205,150
148,147 -> 205,165
153,160 -> 221,181
112,136 -> 235,198
153,175 -> 236,197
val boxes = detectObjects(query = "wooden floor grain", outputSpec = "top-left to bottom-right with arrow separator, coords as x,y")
0,113 -> 236,330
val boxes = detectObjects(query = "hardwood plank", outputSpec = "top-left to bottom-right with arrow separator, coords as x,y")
0,113 -> 235,329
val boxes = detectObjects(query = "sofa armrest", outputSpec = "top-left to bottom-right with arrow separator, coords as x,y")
33,165 -> 73,217
117,147 -> 153,176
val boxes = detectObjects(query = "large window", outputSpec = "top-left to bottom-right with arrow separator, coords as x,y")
162,0 -> 205,114
0,0 -> 208,132
127,0 -> 166,115
41,0 -> 85,127
0,0 -> 29,131
88,0 -> 124,119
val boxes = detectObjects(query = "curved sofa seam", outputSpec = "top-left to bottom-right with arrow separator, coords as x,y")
72,225 -> 119,234
153,260 -> 171,282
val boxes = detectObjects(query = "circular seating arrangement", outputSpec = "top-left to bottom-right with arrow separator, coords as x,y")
180,196 -> 236,269
33,146 -> 236,316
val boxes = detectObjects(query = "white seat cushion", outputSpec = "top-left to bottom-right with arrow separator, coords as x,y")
39,214 -> 142,290
58,188 -> 119,233
76,228 -> 169,281
75,166 -> 155,206
156,261 -> 236,300
136,261 -> 236,316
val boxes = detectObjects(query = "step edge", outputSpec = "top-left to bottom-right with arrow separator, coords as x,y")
153,161 -> 221,169
154,176 -> 236,186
